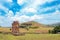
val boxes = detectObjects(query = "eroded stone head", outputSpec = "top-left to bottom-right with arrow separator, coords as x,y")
12,21 -> 20,35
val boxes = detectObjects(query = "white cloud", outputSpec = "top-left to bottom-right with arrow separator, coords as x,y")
10,15 -> 43,23
23,7 -> 37,13
28,0 -> 54,8
17,0 -> 54,6
36,10 -> 60,24
18,0 -> 55,15
30,15 -> 43,21
19,7 -> 37,15
17,0 -> 24,5
0,16 -> 12,27
26,8 -> 37,13
5,10 -> 14,18
11,15 -> 29,22
17,0 -> 34,5
52,10 -> 60,15
17,0 -> 55,14
37,4 -> 60,14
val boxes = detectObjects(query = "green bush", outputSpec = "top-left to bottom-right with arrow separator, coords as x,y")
50,25 -> 60,34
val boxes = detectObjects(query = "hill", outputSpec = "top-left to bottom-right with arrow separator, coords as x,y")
20,21 -> 48,27
19,21 -> 53,34
48,22 -> 60,27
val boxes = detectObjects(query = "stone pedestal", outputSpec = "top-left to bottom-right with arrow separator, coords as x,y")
12,21 -> 20,35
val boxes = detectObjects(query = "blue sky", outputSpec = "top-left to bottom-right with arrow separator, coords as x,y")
0,0 -> 60,27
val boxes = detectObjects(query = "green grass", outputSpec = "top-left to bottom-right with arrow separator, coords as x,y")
0,34 -> 60,40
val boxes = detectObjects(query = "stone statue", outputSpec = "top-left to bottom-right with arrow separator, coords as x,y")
12,21 -> 20,35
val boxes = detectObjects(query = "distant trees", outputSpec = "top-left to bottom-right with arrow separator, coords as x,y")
20,23 -> 39,31
49,25 -> 60,34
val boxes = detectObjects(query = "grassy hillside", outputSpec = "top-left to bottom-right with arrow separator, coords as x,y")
20,21 -> 47,27
19,21 -> 54,33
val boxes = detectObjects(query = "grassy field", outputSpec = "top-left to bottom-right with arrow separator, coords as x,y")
0,34 -> 60,40
0,27 -> 56,40
0,27 -> 53,34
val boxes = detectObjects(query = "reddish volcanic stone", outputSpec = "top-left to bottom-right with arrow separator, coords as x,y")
12,21 -> 20,35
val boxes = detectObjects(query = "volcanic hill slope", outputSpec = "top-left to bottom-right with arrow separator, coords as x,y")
20,21 -> 46,27
19,21 -> 54,34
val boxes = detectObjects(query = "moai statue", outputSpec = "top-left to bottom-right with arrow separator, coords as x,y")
12,21 -> 20,35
